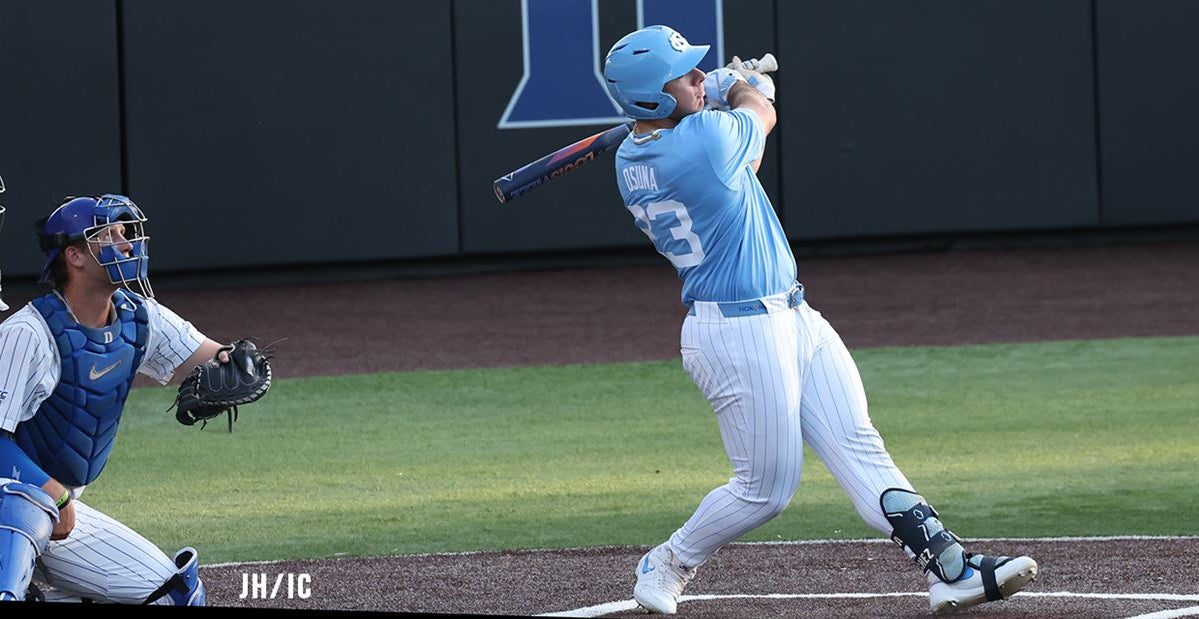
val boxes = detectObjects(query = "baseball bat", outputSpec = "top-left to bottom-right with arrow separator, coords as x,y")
493,54 -> 778,204
493,123 -> 632,204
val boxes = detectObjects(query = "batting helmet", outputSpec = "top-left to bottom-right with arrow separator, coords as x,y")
604,25 -> 710,120
35,194 -> 153,298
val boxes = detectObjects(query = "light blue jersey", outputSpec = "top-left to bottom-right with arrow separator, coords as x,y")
614,108 -> 795,305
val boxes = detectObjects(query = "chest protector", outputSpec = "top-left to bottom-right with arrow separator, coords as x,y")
15,290 -> 149,487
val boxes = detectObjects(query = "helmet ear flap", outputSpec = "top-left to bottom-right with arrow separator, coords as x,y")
35,215 -> 70,253
638,92 -> 680,119
608,87 -> 679,120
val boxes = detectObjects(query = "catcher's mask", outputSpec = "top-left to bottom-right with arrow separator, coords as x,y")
0,172 -> 7,311
35,194 -> 153,298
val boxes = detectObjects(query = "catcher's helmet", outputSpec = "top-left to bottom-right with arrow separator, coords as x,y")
603,25 -> 710,120
35,194 -> 153,297
0,172 -> 7,311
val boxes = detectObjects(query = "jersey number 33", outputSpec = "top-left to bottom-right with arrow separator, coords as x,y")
628,200 -> 706,269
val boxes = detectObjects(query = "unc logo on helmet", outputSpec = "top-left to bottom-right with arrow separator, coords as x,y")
603,25 -> 711,120
667,30 -> 689,52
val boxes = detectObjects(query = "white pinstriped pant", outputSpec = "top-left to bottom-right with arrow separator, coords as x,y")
669,291 -> 914,568
35,499 -> 177,604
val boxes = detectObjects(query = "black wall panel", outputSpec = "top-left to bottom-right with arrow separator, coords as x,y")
777,1 -> 1100,239
0,1 -> 123,279
4,2 -> 1197,279
1095,0 -> 1199,225
454,0 -> 640,254
121,0 -> 459,272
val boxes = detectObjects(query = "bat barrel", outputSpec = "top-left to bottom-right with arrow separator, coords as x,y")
493,123 -> 632,204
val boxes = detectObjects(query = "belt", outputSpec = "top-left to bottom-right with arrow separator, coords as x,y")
687,283 -> 805,317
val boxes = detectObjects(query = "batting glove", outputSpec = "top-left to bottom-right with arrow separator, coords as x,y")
703,68 -> 746,111
741,71 -> 775,102
727,56 -> 776,102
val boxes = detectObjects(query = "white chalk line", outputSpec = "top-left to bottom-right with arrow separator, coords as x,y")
537,592 -> 1199,618
204,535 -> 1199,619
205,534 -> 1199,568
1126,606 -> 1199,619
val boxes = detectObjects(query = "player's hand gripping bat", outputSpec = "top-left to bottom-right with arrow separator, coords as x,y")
493,54 -> 778,203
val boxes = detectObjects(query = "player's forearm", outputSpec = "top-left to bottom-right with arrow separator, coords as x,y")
169,338 -> 225,386
41,476 -> 70,505
728,81 -> 777,135
0,433 -> 52,487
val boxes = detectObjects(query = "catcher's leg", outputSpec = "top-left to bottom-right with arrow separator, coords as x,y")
141,547 -> 206,606
0,481 -> 59,601
37,500 -> 182,604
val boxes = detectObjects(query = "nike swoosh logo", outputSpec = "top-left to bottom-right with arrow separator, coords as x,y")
89,360 -> 124,380
641,556 -> 655,575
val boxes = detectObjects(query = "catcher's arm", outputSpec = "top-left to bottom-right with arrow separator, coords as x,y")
170,338 -> 229,385
170,338 -> 275,431
41,477 -> 74,540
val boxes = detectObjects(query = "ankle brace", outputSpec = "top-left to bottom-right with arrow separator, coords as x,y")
880,488 -> 967,582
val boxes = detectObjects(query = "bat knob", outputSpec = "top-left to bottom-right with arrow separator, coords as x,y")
755,53 -> 778,73
731,53 -> 778,74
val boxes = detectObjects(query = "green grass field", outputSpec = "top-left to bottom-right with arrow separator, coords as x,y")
85,336 -> 1199,563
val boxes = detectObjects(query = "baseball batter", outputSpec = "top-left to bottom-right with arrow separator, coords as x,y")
603,25 -> 1038,615
0,194 -> 233,604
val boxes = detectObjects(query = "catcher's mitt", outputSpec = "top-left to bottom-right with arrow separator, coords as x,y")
171,338 -> 274,431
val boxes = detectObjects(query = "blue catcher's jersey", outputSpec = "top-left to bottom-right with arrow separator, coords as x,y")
614,108 -> 795,305
15,290 -> 149,487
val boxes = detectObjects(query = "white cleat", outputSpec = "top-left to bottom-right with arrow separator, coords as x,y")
632,543 -> 696,615
928,554 -> 1038,614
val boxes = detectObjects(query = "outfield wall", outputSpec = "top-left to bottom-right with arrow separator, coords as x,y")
1,0 -> 1195,277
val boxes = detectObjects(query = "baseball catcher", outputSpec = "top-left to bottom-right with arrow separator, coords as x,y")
0,193 -> 268,604
171,338 -> 274,432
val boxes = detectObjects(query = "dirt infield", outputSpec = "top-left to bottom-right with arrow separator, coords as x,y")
125,241 -> 1199,379
11,241 -> 1195,616
199,538 -> 1199,617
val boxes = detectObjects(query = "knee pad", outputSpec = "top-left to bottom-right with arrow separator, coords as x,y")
142,547 -> 206,606
0,482 -> 59,601
880,488 -> 967,582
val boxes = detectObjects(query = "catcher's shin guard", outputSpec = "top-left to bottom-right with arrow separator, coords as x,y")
880,488 -> 968,583
142,547 -> 206,606
0,482 -> 59,601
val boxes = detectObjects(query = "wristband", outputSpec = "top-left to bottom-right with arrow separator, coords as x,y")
56,489 -> 71,509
